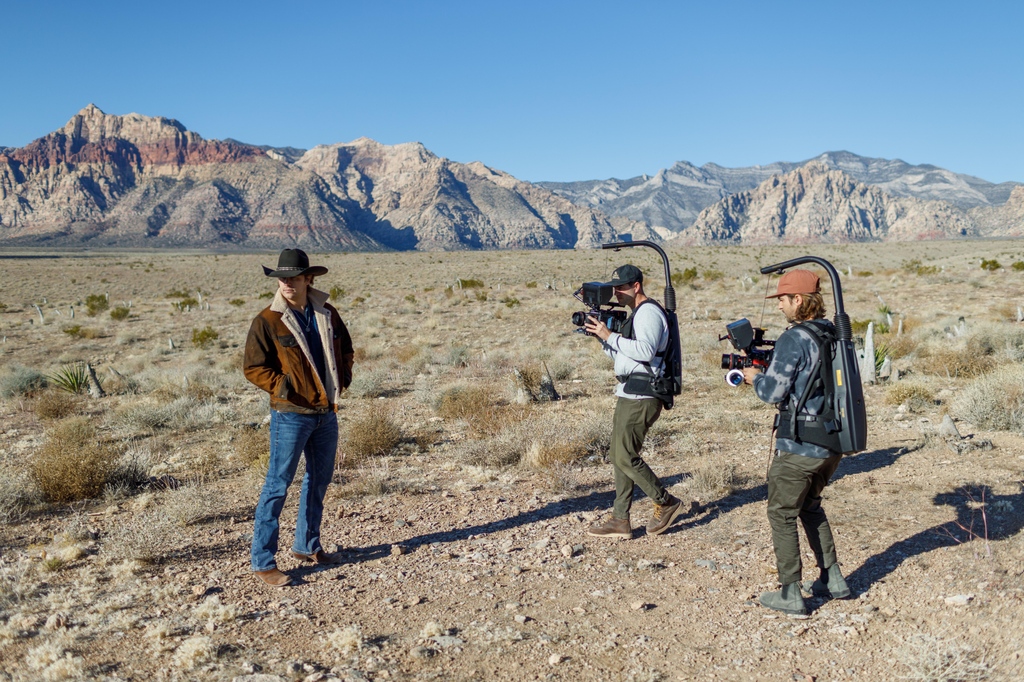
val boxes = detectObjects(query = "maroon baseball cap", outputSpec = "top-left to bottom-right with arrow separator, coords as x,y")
766,270 -> 820,299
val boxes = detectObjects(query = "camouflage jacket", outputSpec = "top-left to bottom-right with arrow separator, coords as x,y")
752,319 -> 835,458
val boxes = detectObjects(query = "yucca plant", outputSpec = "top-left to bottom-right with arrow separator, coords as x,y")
50,362 -> 89,394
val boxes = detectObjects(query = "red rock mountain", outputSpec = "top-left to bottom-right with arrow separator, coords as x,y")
0,106 -> 647,250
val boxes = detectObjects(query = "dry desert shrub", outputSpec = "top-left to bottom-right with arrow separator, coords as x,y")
113,396 -> 225,435
686,462 -> 737,501
897,633 -> 989,681
337,457 -> 394,498
344,402 -> 403,461
234,426 -> 269,467
0,464 -> 39,523
349,364 -> 392,398
34,390 -> 79,420
886,383 -> 935,412
0,363 -> 47,397
162,484 -> 217,526
437,384 -> 531,437
918,344 -> 995,379
952,366 -> 1024,431
329,624 -> 365,657
31,417 -> 117,503
0,557 -> 36,608
877,332 -> 920,360
103,507 -> 178,564
103,442 -> 154,499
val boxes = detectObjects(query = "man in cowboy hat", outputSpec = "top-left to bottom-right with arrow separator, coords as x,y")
583,264 -> 685,540
741,269 -> 851,615
243,248 -> 354,587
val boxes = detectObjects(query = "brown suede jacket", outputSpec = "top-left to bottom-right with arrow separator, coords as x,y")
243,288 -> 354,414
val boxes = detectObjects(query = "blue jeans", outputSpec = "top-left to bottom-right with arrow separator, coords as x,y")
251,410 -> 338,572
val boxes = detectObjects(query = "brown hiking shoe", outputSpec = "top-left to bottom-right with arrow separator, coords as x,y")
587,516 -> 632,539
254,568 -> 292,587
292,549 -> 343,565
646,495 -> 684,535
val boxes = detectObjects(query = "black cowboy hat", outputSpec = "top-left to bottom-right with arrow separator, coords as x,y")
262,249 -> 329,278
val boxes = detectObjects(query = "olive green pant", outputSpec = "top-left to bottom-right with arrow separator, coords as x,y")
766,450 -> 842,586
611,397 -> 669,519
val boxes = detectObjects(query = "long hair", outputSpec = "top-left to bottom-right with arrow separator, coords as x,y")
793,292 -> 826,320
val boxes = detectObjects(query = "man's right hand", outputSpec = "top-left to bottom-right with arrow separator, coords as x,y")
742,366 -> 762,386
584,315 -> 612,341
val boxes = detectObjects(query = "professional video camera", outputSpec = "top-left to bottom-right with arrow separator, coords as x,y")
571,282 -> 628,337
720,318 -> 776,386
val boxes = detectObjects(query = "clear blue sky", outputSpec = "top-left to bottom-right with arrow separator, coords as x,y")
2,1 -> 1022,183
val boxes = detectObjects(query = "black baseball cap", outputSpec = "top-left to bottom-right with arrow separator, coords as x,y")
604,264 -> 643,287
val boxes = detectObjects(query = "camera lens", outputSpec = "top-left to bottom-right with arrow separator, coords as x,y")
571,311 -> 587,327
725,369 -> 745,387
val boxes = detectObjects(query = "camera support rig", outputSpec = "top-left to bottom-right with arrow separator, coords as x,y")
759,256 -> 867,454
601,240 -> 677,313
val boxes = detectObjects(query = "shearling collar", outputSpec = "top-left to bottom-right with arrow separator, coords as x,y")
270,287 -> 329,315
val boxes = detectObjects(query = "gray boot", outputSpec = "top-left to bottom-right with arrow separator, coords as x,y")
759,582 -> 807,616
803,563 -> 851,599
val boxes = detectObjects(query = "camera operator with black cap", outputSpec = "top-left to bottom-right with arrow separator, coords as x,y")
740,270 -> 851,615
584,264 -> 685,539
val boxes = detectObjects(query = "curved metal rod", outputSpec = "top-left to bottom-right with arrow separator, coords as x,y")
760,256 -> 846,315
759,256 -> 850,340
601,240 -> 676,311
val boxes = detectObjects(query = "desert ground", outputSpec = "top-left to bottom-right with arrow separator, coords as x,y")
1,240 -> 1023,682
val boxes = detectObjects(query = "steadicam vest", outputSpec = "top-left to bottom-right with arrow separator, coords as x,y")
773,319 -> 842,453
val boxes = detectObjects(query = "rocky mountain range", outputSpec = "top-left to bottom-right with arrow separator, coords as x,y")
539,151 -> 1021,236
2,105 -> 1021,250
0,105 -> 648,250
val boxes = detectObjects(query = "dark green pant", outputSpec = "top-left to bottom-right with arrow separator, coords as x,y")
610,397 -> 668,519
766,450 -> 842,585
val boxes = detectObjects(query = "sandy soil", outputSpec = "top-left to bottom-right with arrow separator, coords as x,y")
1,241 -> 1023,681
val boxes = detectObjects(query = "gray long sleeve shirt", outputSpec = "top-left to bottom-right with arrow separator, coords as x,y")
752,320 -> 834,458
600,301 -> 669,400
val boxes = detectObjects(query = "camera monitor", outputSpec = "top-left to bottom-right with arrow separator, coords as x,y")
580,282 -> 615,308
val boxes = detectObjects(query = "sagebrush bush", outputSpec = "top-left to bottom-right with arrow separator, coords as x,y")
31,418 -> 117,503
885,383 -> 935,412
0,364 -> 47,397
687,462 -> 736,501
34,391 -> 79,420
234,427 -> 269,467
110,306 -> 131,321
436,385 -> 530,437
105,443 -> 154,496
0,466 -> 39,523
344,403 -> 402,461
953,366 -> 1024,431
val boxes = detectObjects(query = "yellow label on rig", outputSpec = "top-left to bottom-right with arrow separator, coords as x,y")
836,369 -> 843,387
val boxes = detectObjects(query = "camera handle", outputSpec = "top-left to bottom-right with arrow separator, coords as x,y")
601,240 -> 676,313
759,256 -> 851,342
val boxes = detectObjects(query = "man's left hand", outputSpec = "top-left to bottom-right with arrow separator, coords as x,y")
584,315 -> 612,341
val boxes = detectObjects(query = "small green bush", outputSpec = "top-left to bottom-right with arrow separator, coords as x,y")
457,278 -> 485,289
177,296 -> 199,308
885,383 -> 934,411
672,268 -> 699,287
702,269 -> 724,282
165,288 -> 191,299
329,286 -> 346,301
901,259 -> 939,276
110,306 -> 131,321
228,298 -> 245,307
525,281 -> 538,288
62,325 -> 102,339
191,326 -> 219,349
1012,261 -> 1024,272
404,294 -> 417,303
84,294 -> 109,317
980,258 -> 1001,271
258,291 -> 274,300
501,296 -> 520,308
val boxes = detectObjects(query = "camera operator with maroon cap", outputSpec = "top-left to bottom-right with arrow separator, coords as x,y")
741,270 -> 851,615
